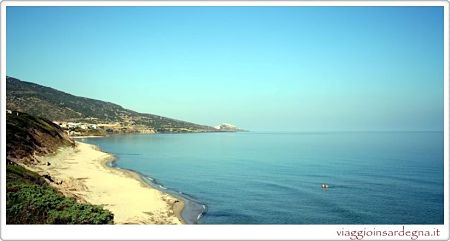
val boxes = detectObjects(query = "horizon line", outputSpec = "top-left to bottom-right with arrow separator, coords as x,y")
243,130 -> 444,133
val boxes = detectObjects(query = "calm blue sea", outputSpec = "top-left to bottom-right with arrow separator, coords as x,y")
82,131 -> 444,224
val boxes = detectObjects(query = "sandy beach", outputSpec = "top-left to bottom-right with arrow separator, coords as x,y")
27,141 -> 184,224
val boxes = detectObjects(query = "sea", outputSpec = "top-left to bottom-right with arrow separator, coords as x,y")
81,131 -> 444,224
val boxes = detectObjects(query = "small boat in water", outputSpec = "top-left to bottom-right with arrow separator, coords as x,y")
321,183 -> 329,189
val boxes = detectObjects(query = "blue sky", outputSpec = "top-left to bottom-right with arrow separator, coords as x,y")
7,6 -> 444,131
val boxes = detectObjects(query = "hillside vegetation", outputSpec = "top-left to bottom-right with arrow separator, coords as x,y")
6,111 -> 114,224
7,164 -> 114,224
6,111 -> 74,163
6,76 -> 218,133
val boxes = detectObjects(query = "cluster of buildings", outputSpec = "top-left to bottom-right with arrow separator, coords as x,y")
53,121 -> 98,130
52,121 -> 100,136
214,123 -> 240,131
52,121 -> 133,136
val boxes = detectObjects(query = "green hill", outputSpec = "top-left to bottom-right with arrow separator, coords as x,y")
6,76 -> 219,133
6,111 -> 74,164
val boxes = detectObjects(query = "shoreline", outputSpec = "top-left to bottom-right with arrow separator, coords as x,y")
71,135 -> 107,139
100,156 -> 186,224
27,141 -> 186,224
117,163 -> 208,224
105,158 -> 207,224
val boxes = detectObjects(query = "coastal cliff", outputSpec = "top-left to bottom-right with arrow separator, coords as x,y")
6,111 -> 74,163
6,111 -> 114,224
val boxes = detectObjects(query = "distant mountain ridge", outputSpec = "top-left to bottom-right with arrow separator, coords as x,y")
6,76 -> 219,133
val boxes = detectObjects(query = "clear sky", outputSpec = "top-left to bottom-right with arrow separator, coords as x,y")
7,6 -> 444,131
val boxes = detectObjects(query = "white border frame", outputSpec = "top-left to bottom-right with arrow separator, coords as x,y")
0,1 -> 448,240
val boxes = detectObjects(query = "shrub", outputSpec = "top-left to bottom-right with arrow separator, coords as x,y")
6,164 -> 114,224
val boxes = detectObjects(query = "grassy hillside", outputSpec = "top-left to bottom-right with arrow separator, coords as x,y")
6,110 -> 74,163
6,111 -> 114,224
6,76 -> 218,133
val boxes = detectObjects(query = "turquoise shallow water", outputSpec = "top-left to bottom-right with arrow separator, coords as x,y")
82,131 -> 444,224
